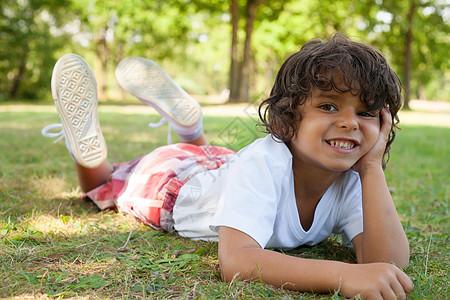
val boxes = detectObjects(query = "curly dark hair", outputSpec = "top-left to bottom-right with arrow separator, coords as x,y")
258,32 -> 402,169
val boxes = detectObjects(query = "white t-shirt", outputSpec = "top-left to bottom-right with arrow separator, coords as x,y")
173,135 -> 363,249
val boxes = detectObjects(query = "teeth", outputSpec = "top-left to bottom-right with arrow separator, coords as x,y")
328,140 -> 355,149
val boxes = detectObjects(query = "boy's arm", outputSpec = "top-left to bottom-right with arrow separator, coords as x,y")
352,166 -> 410,266
219,226 -> 413,298
352,108 -> 410,267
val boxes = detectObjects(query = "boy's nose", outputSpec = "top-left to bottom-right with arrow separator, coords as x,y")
336,110 -> 358,130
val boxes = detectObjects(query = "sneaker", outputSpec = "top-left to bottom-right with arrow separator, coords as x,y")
42,53 -> 107,168
115,57 -> 202,143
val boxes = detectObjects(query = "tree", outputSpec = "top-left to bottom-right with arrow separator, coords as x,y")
236,0 -> 449,105
229,0 -> 240,102
250,0 -> 369,97
366,0 -> 419,109
3,0 -> 447,103
358,0 -> 450,107
70,0 -> 195,100
0,0 -> 71,101
228,0 -> 287,103
228,0 -> 266,103
403,0 -> 416,110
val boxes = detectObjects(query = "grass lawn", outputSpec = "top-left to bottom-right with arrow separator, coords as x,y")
0,103 -> 448,299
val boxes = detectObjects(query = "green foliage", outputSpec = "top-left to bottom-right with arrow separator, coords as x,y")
0,0 -> 72,101
1,0 -> 448,102
354,0 -> 450,101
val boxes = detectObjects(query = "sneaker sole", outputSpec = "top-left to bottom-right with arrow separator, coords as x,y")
51,54 -> 107,168
115,57 -> 202,133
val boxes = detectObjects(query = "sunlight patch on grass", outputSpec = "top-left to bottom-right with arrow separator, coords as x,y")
22,209 -> 137,238
30,176 -> 73,199
25,214 -> 81,236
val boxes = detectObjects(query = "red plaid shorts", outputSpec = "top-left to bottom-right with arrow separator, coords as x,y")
86,143 -> 235,231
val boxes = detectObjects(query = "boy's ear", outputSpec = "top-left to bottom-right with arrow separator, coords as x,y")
272,117 -> 279,132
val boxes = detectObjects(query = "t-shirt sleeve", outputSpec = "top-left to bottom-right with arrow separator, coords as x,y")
333,172 -> 363,247
210,150 -> 284,248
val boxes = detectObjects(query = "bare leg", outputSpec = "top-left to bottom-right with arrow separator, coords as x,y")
75,160 -> 114,193
187,132 -> 209,146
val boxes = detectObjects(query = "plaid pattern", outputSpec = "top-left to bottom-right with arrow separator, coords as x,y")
86,143 -> 235,231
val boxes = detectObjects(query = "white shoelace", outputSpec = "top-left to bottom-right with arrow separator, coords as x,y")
149,117 -> 173,144
41,123 -> 65,143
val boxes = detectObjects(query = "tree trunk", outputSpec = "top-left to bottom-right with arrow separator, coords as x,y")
228,0 -> 264,103
239,0 -> 262,103
116,41 -> 127,100
403,0 -> 416,110
228,0 -> 241,103
95,28 -> 109,101
10,54 -> 27,99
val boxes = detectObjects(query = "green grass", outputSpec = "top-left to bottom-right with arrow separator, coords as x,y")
0,104 -> 448,299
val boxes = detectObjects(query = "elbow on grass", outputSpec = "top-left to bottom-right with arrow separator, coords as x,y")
220,268 -> 241,283
395,255 -> 410,269
219,257 -> 250,284
219,255 -> 256,284
386,246 -> 411,269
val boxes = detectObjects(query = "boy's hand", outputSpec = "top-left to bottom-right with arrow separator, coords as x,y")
353,108 -> 392,173
340,262 -> 413,300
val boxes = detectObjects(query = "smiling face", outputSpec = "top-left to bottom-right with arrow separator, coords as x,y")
288,87 -> 381,172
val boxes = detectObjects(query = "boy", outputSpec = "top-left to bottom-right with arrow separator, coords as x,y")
43,33 -> 413,299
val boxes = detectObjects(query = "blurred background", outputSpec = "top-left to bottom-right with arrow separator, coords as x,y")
1,0 -> 448,108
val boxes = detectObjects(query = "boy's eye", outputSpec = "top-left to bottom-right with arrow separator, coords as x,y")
358,111 -> 377,117
319,104 -> 337,112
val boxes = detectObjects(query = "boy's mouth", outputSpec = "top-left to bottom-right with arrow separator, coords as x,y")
326,139 -> 357,150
